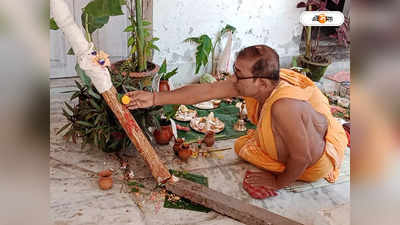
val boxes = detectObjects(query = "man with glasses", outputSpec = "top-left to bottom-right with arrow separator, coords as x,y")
126,45 -> 348,199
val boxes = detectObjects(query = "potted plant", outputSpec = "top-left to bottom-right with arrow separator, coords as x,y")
296,0 -> 349,82
184,24 -> 236,78
157,59 -> 178,92
110,0 -> 160,79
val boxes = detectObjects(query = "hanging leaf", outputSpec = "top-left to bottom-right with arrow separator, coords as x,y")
49,18 -> 59,30
81,13 -> 110,34
185,35 -> 212,74
83,0 -> 124,18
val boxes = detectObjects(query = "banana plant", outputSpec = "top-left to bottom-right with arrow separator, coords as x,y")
184,24 -> 236,75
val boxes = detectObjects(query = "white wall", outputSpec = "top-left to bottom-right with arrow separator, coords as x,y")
153,0 -> 304,87
50,0 -> 304,81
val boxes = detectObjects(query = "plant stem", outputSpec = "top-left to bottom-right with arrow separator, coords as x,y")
305,5 -> 312,60
135,0 -> 146,72
85,12 -> 92,43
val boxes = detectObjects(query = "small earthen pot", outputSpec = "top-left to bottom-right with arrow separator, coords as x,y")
178,144 -> 192,162
203,131 -> 215,147
173,138 -> 184,155
98,170 -> 113,190
159,80 -> 170,92
153,119 -> 173,145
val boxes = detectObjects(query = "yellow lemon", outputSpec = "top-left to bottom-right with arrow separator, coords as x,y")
121,95 -> 131,105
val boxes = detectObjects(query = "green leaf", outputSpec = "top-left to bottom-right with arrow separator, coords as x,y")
88,88 -> 101,100
221,24 -> 236,35
64,102 -> 74,112
150,37 -> 160,42
56,123 -> 71,135
81,13 -> 110,34
74,80 -> 83,90
163,104 -> 179,120
131,187 -> 139,192
67,48 -> 75,55
186,35 -> 212,74
89,99 -> 101,111
124,25 -> 134,32
75,64 -> 92,87
158,59 -> 167,75
83,0 -> 124,18
128,182 -> 145,187
184,37 -> 200,44
150,44 -> 160,51
144,29 -> 150,37
128,36 -> 135,47
76,121 -> 94,127
70,91 -> 81,101
143,20 -> 151,26
49,18 -> 59,30
163,68 -> 178,80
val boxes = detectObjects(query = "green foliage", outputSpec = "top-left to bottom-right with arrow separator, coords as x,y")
184,35 -> 212,74
124,0 -> 159,72
83,0 -> 124,18
158,59 -> 178,81
162,104 -> 179,120
185,24 -> 236,75
49,18 -> 59,30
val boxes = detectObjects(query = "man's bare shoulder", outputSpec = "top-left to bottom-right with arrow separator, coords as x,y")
271,98 -> 307,120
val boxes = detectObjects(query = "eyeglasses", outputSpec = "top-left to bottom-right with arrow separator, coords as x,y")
233,63 -> 268,81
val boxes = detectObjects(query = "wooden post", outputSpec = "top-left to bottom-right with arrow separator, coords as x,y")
166,179 -> 303,225
102,86 -> 171,183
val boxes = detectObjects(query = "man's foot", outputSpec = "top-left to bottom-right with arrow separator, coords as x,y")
242,170 -> 278,199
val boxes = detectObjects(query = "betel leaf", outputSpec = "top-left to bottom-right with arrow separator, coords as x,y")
49,18 -> 59,30
83,0 -> 124,18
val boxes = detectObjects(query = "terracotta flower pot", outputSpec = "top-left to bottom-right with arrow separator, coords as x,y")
111,60 -> 159,78
203,131 -> 215,147
159,80 -> 170,92
153,119 -> 173,145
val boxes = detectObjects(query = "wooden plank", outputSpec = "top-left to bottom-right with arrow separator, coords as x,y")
166,178 -> 303,225
102,87 -> 171,182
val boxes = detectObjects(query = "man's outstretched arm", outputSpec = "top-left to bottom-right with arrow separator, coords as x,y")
126,77 -> 239,109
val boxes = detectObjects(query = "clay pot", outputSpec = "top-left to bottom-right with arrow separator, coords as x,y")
203,131 -> 215,147
110,60 -> 159,78
178,144 -> 192,162
173,138 -> 184,155
98,169 -> 113,190
159,80 -> 170,92
153,119 -> 173,145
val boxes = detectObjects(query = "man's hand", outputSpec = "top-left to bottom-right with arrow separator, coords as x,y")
126,91 -> 154,109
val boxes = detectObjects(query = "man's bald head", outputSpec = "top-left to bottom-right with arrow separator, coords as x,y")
236,45 -> 280,84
